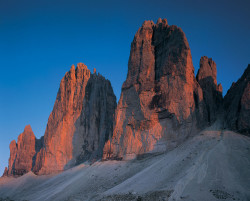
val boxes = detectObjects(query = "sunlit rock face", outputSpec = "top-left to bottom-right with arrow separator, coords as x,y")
103,18 -> 206,160
33,64 -> 116,174
14,125 -> 36,175
7,140 -> 18,176
224,65 -> 250,135
5,125 -> 42,176
196,56 -> 223,124
33,63 -> 91,174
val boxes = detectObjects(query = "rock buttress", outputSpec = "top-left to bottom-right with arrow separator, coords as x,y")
34,64 -> 116,174
196,56 -> 223,124
224,65 -> 250,135
103,18 -> 206,160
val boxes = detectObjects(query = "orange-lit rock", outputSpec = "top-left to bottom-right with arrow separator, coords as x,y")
5,125 -> 41,176
34,63 -> 91,174
34,63 -> 116,174
224,64 -> 250,135
14,125 -> 36,175
103,18 -> 206,160
7,140 -> 17,176
196,56 -> 223,124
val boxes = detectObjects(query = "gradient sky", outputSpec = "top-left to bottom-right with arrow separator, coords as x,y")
0,0 -> 249,175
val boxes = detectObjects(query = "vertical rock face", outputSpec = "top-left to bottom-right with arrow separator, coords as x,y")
5,125 -> 40,176
224,65 -> 250,135
103,18 -> 206,160
5,64 -> 116,176
14,125 -> 36,175
72,73 -> 117,166
34,64 -> 116,174
7,140 -> 17,176
196,56 -> 223,124
34,63 -> 91,174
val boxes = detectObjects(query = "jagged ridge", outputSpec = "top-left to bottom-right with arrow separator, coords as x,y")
3,18 -> 250,177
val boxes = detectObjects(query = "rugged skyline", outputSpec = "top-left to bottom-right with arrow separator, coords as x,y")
3,17 -> 249,177
1,0 -> 250,175
0,13 -> 249,200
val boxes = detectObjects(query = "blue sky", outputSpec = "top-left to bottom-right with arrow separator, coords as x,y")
0,0 -> 249,175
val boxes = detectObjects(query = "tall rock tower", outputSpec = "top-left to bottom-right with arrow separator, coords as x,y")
196,56 -> 223,124
103,18 -> 206,160
33,64 -> 116,174
4,125 -> 43,176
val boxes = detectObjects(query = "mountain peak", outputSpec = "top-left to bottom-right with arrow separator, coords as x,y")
142,20 -> 154,28
197,56 -> 223,124
24,124 -> 33,133
104,19 -> 206,160
33,63 -> 116,174
77,62 -> 87,70
197,56 -> 217,86
156,18 -> 168,26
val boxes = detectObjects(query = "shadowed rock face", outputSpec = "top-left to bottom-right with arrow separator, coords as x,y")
71,73 -> 117,166
224,65 -> 250,135
103,18 -> 206,160
196,56 -> 223,124
33,64 -> 116,174
4,125 -> 43,176
4,18 -> 249,179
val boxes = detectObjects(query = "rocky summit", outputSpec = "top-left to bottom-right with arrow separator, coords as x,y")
3,125 -> 43,176
2,18 -> 250,180
103,18 -> 207,160
33,63 -> 92,174
71,72 -> 117,166
32,64 -> 116,174
196,56 -> 223,124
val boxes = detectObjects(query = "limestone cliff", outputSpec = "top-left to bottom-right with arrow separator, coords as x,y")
4,18 -> 249,177
103,18 -> 206,160
224,65 -> 250,135
33,64 -> 116,174
33,63 -> 91,174
72,73 -> 117,166
196,56 -> 223,124
4,125 -> 42,176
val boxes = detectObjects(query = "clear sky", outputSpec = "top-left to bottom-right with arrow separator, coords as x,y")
0,0 -> 249,175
